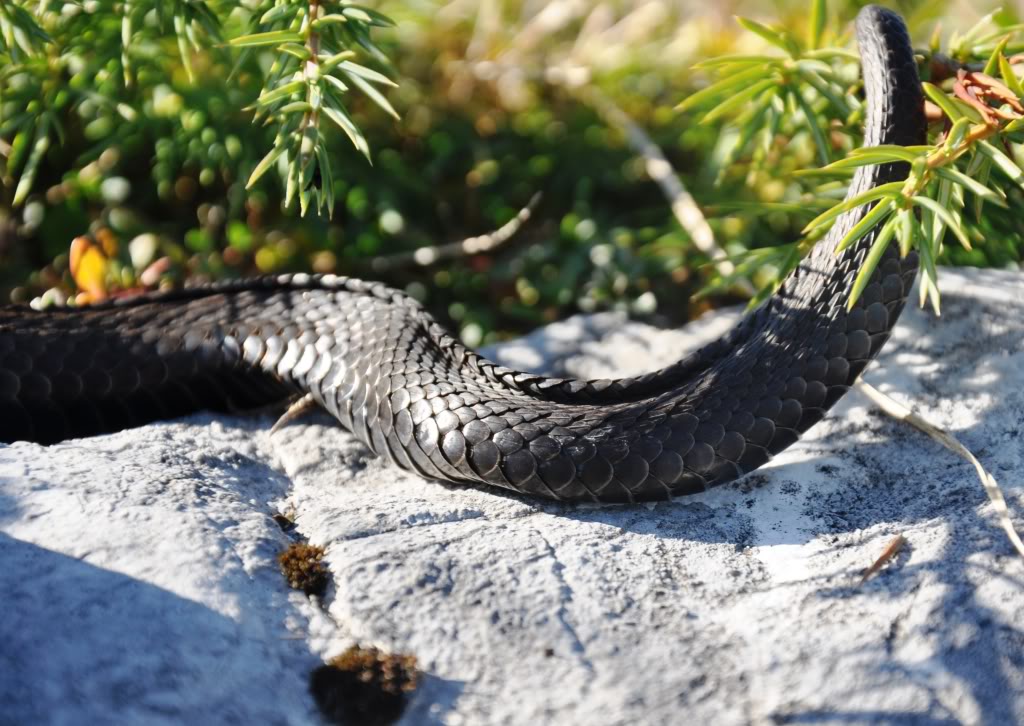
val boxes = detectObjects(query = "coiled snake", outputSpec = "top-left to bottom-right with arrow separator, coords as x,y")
0,6 -> 925,503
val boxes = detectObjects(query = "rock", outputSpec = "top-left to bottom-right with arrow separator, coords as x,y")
1,268 -> 1022,724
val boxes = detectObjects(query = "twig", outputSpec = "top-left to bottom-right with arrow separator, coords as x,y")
367,192 -> 542,273
450,0 -> 755,297
572,84 -> 756,298
858,533 -> 906,586
856,380 -> 1024,560
457,52 -> 755,298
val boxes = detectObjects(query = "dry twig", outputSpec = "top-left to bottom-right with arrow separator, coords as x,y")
368,193 -> 542,273
574,84 -> 755,297
856,380 -> 1024,560
858,533 -> 907,586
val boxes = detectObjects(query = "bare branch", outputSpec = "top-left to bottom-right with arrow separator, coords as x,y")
574,84 -> 755,297
369,192 -> 542,273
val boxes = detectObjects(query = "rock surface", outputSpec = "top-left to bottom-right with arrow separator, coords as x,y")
1,268 -> 1022,725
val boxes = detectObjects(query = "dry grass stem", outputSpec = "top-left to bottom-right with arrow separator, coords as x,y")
856,380 -> 1024,560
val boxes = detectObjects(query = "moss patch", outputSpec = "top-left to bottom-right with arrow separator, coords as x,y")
277,542 -> 328,597
309,645 -> 419,726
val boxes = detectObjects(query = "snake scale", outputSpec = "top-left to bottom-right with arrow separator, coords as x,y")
0,6 -> 925,503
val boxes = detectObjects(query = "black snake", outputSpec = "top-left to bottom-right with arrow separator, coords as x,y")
0,6 -> 925,503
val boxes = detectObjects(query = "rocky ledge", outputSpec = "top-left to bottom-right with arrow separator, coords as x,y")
1,268 -> 1022,724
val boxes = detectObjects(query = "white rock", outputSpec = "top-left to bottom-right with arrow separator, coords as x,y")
1,268 -> 1022,724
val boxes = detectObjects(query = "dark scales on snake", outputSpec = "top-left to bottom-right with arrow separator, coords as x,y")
0,6 -> 926,504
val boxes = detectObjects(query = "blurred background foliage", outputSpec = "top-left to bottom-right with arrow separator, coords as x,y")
0,0 -> 1015,348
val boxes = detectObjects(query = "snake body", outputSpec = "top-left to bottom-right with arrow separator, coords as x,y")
0,6 -> 925,503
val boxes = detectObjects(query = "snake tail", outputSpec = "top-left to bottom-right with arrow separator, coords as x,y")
0,6 -> 925,503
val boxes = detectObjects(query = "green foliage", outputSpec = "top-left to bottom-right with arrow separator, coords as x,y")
0,0 -> 1019,346
0,0 -> 396,214
678,5 -> 859,169
687,1 -> 1024,311
233,0 -> 397,216
1,0 -> 725,346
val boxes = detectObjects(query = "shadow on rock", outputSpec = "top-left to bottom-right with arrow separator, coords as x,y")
0,533 -> 319,724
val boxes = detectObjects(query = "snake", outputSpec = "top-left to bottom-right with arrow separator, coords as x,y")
0,6 -> 925,503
